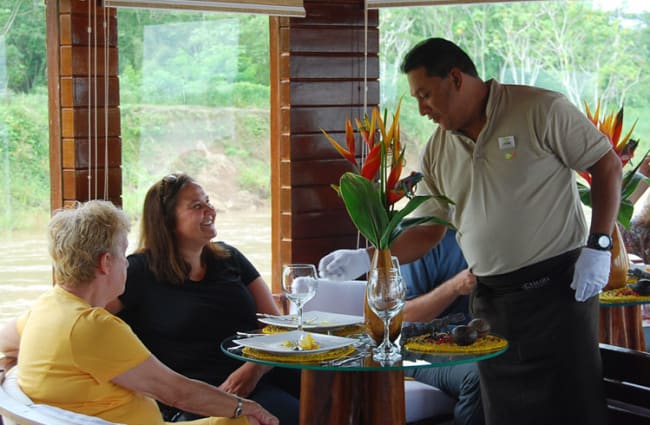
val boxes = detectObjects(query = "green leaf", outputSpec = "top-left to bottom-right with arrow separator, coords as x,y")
618,199 -> 634,229
577,181 -> 592,208
339,172 -> 388,247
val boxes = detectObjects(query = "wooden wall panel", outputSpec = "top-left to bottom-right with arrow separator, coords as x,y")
61,14 -> 117,46
290,28 -> 378,53
60,46 -> 119,76
62,137 -> 121,169
291,106 -> 375,133
291,81 -> 379,106
49,0 -> 122,209
290,134 -> 366,160
290,56 -> 379,79
61,108 -> 121,138
62,168 -> 122,200
290,186 -> 345,213
270,0 -> 377,291
60,76 -> 120,107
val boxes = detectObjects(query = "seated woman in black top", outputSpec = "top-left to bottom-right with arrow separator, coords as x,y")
107,173 -> 299,424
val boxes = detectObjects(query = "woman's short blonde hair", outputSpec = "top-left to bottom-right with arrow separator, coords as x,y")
48,200 -> 130,287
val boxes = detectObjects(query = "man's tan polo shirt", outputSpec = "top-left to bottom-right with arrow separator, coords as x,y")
414,80 -> 612,276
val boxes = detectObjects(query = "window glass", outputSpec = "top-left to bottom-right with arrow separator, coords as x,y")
118,9 -> 272,283
379,1 -> 649,171
0,0 -> 49,325
0,7 -> 271,326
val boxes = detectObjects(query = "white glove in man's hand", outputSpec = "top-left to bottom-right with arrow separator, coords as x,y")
570,247 -> 611,302
318,248 -> 371,280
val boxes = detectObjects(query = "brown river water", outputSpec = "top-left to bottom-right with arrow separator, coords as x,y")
0,210 -> 271,326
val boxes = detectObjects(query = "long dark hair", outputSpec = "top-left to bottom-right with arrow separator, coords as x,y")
137,172 -> 228,285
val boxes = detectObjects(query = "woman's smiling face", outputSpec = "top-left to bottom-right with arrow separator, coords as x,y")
173,182 -> 217,246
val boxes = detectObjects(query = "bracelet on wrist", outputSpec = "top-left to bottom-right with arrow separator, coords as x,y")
232,396 -> 243,418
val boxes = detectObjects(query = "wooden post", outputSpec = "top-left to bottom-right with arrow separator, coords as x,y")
47,0 -> 121,211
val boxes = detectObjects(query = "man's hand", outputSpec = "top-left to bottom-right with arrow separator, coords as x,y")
570,247 -> 611,302
318,248 -> 371,280
451,269 -> 476,296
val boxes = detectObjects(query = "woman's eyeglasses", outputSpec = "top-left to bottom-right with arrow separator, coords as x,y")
159,174 -> 181,207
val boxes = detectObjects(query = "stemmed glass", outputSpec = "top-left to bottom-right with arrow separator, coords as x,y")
367,267 -> 406,362
281,264 -> 319,333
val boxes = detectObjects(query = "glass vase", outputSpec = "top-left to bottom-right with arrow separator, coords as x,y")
604,222 -> 629,290
364,248 -> 404,345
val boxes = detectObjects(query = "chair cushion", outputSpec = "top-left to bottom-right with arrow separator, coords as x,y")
2,368 -> 123,425
404,379 -> 455,423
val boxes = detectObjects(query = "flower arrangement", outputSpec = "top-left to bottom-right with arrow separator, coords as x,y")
321,100 -> 452,250
578,100 -> 647,229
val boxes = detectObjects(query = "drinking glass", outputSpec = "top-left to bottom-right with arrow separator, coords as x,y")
281,264 -> 319,333
367,267 -> 406,362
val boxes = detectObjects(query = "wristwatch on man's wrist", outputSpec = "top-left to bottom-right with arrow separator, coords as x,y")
587,233 -> 613,250
232,397 -> 243,418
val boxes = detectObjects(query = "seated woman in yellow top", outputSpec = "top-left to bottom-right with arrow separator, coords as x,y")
0,200 -> 278,425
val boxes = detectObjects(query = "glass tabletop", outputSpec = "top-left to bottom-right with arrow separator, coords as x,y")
600,299 -> 650,307
221,334 -> 508,372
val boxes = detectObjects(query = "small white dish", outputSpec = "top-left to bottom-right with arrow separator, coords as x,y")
232,330 -> 356,355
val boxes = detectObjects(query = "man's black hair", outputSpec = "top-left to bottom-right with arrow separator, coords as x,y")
400,37 -> 479,78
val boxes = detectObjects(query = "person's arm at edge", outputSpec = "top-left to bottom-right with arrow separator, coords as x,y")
0,318 -> 19,370
362,224 -> 447,265
249,277 -> 281,316
218,277 -> 275,397
589,150 -> 622,235
404,269 -> 475,323
112,355 -> 278,425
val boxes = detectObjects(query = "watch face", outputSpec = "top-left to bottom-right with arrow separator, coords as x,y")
597,235 -> 611,248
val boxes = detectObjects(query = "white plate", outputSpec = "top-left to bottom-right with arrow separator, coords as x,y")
257,310 -> 363,330
233,330 -> 357,355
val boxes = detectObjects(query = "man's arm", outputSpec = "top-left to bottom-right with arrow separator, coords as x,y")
112,355 -> 278,425
390,224 -> 447,264
570,149 -> 622,302
319,224 -> 446,281
404,269 -> 475,323
588,149 -> 622,235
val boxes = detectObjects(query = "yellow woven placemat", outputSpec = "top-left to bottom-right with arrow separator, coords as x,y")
599,287 -> 650,304
404,334 -> 507,354
241,345 -> 356,363
262,324 -> 366,337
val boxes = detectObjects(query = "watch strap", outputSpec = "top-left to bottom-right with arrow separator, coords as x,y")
586,233 -> 613,250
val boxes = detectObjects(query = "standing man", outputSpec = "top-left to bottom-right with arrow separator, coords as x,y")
319,37 -> 621,425
401,229 -> 484,425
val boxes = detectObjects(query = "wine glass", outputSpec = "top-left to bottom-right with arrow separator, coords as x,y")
282,264 -> 319,333
367,267 -> 406,362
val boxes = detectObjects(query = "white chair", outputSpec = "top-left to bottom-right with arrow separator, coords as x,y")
297,279 -> 455,424
0,368 -> 123,425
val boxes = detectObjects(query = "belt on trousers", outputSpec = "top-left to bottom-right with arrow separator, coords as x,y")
476,248 -> 581,295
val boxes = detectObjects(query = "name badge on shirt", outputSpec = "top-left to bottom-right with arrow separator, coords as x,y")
498,136 -> 516,160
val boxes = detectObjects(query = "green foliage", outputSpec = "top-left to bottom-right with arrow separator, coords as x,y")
380,2 -> 650,148
1,0 -> 46,93
0,92 -> 50,230
239,162 -> 270,198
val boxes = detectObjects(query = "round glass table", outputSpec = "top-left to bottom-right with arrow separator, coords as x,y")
222,334 -> 507,425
